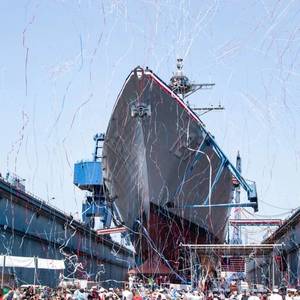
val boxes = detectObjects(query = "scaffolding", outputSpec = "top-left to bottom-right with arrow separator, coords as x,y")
180,243 -> 283,289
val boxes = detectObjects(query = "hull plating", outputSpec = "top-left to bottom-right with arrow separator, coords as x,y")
102,68 -> 233,251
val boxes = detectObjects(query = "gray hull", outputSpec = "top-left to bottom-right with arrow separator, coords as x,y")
102,67 -> 233,243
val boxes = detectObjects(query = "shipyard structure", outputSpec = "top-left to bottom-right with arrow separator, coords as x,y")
246,208 -> 300,288
0,162 -> 134,287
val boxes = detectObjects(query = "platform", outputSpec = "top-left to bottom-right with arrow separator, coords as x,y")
180,243 -> 283,256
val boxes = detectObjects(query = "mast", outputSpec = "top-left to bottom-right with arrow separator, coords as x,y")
169,58 -> 215,99
169,58 -> 224,114
232,151 -> 242,244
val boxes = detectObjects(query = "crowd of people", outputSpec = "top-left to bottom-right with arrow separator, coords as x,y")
1,284 -> 300,300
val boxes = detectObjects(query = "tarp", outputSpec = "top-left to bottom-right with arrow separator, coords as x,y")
0,256 -> 65,270
0,256 -> 4,267
3,256 -> 35,268
128,255 -> 171,275
37,258 -> 65,270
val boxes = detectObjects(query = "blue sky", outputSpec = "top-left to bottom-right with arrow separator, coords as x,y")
0,0 -> 299,242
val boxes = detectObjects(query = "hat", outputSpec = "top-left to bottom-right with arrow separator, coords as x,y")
273,289 -> 279,293
99,287 -> 105,292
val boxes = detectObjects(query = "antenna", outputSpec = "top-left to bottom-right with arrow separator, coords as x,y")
93,133 -> 105,161
192,104 -> 225,116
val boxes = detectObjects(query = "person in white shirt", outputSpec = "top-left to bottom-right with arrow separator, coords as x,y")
128,275 -> 135,290
73,288 -> 87,300
122,287 -> 133,300
191,290 -> 203,300
183,289 -> 193,300
286,289 -> 297,300
293,290 -> 300,300
230,290 -> 239,300
248,290 -> 260,300
269,289 -> 283,300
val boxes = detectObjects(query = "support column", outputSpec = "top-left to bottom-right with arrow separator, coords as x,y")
272,250 -> 275,289
33,257 -> 37,293
190,247 -> 193,289
1,255 -> 5,288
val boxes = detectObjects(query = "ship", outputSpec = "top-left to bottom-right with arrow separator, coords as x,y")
102,59 -> 257,278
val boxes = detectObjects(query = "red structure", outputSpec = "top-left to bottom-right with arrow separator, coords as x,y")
221,257 -> 245,272
229,219 -> 283,226
96,226 -> 127,235
128,255 -> 171,275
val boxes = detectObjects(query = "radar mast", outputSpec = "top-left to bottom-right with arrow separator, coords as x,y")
169,58 -> 215,99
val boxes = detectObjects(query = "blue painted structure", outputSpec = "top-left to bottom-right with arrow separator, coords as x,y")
0,176 -> 134,287
74,161 -> 102,190
81,202 -> 112,228
74,133 -> 119,230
